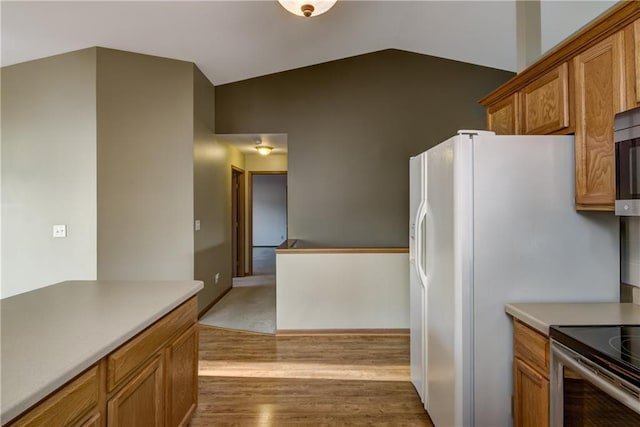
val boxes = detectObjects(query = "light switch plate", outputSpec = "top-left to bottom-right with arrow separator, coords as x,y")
195,220 -> 201,231
53,224 -> 67,238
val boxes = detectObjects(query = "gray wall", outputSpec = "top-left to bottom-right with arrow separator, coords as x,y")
253,174 -> 287,246
193,66 -> 246,314
96,48 -> 194,281
216,49 -> 514,246
1,48 -> 98,298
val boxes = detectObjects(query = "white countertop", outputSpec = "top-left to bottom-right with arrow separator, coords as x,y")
0,280 -> 203,425
505,303 -> 640,335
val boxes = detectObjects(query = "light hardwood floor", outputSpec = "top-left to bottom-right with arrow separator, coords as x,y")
192,326 -> 434,426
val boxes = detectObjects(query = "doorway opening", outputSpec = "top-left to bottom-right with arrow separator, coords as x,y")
248,171 -> 288,276
231,166 -> 245,278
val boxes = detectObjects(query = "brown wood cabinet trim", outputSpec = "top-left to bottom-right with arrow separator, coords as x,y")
107,297 -> 196,392
276,328 -> 410,336
521,63 -> 569,134
78,412 -> 101,427
9,365 -> 100,427
275,247 -> 409,254
480,1 -> 640,106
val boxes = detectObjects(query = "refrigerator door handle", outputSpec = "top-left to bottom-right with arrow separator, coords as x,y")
416,202 -> 428,287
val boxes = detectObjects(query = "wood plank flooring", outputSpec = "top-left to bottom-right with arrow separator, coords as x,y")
192,326 -> 434,426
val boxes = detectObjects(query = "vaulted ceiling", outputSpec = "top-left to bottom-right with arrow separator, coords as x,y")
1,1 -> 517,85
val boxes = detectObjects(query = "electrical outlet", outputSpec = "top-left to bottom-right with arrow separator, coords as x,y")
194,220 -> 201,231
53,224 -> 67,238
215,273 -> 220,284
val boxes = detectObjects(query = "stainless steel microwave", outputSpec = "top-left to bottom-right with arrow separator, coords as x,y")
615,106 -> 640,216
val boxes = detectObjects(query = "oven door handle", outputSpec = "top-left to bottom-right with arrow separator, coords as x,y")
551,342 -> 640,425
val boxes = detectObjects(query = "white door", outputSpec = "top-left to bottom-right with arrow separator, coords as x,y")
409,154 -> 427,402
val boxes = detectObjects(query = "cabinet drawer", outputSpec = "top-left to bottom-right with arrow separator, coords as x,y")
522,63 -> 569,134
107,297 -> 196,392
10,365 -> 100,427
514,320 -> 549,376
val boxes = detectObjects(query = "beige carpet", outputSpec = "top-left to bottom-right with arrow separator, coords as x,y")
199,247 -> 276,334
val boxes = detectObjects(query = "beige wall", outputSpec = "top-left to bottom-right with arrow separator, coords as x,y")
245,153 -> 288,172
96,48 -> 195,281
216,49 -> 514,247
1,48 -> 98,298
194,66 -> 247,314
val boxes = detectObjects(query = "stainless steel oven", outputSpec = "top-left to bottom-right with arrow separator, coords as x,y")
550,325 -> 640,427
615,106 -> 640,216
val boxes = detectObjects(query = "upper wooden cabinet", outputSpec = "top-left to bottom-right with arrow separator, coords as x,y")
634,19 -> 640,106
480,2 -> 640,211
521,64 -> 569,135
487,93 -> 519,135
574,33 -> 625,210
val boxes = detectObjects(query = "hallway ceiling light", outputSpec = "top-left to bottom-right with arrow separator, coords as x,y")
255,139 -> 273,156
277,0 -> 337,18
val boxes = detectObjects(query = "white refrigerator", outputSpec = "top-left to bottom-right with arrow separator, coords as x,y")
409,131 -> 620,427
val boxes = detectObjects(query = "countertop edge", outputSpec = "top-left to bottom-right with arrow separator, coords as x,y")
1,281 -> 203,425
505,304 -> 550,335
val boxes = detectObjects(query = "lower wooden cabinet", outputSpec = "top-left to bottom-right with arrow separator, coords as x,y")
165,325 -> 198,427
514,357 -> 549,427
512,320 -> 550,427
9,365 -> 101,427
9,297 -> 198,427
107,356 -> 164,427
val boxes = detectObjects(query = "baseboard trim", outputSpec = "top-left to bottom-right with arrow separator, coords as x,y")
276,328 -> 409,336
198,324 -> 275,336
198,286 -> 232,319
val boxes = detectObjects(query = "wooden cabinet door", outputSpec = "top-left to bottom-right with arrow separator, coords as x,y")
522,63 -> 569,135
165,325 -> 198,427
487,93 -> 520,135
107,356 -> 164,427
514,357 -> 549,427
573,32 -> 625,210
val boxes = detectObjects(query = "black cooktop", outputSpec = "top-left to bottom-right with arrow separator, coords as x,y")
550,325 -> 640,388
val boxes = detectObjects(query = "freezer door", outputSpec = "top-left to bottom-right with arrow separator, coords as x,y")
409,154 -> 427,402
425,135 -> 472,427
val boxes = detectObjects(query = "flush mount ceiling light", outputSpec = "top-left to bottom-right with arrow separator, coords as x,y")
277,0 -> 337,18
255,140 -> 273,156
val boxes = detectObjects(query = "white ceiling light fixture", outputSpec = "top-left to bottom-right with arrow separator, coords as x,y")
255,140 -> 273,156
277,0 -> 337,18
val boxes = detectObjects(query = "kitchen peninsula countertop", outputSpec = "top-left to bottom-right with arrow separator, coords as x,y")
0,280 -> 203,425
505,302 -> 640,335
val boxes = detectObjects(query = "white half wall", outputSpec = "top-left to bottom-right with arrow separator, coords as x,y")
276,252 -> 409,330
